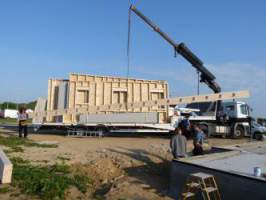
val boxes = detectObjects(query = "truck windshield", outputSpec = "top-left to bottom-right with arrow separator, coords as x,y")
226,105 -> 234,112
186,102 -> 216,115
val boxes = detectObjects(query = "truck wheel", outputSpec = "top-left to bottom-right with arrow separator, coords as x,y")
233,126 -> 245,139
253,132 -> 263,141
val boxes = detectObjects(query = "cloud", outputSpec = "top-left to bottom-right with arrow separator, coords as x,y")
208,63 -> 266,117
132,62 -> 266,117
208,63 -> 266,92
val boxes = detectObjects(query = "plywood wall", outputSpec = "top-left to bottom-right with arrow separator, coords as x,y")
47,79 -> 67,122
47,73 -> 169,123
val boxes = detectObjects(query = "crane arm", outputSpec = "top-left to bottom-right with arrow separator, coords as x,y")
129,5 -> 221,93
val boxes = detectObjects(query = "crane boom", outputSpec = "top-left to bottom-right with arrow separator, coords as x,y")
129,5 -> 221,93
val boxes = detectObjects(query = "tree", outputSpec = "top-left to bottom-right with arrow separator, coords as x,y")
0,101 -> 37,110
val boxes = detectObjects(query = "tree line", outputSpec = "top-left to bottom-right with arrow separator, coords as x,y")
0,101 -> 36,110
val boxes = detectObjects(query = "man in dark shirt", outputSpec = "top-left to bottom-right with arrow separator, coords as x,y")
180,115 -> 191,139
170,127 -> 187,159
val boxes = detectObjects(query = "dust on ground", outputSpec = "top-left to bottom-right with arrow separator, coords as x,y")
0,127 -> 249,200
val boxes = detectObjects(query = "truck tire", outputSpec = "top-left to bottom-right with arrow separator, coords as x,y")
253,132 -> 263,141
233,125 -> 245,139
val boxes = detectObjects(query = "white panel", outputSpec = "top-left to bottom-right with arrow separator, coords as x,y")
79,112 -> 159,124
0,149 -> 13,184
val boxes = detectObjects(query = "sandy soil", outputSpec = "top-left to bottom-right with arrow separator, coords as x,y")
0,128 -> 249,200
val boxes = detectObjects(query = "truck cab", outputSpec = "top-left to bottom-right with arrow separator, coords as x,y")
174,101 -> 257,138
219,101 -> 251,138
222,101 -> 250,119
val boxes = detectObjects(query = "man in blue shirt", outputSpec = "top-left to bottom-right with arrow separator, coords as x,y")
193,125 -> 204,155
180,115 -> 191,139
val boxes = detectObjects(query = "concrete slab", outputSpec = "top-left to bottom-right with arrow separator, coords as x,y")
187,152 -> 266,178
0,149 -> 13,184
169,142 -> 266,200
183,142 -> 266,178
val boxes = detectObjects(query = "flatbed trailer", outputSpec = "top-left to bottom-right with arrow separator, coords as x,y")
33,122 -> 174,137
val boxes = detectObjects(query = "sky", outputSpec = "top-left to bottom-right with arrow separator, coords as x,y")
0,0 -> 265,117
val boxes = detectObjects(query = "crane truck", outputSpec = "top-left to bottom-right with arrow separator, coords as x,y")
129,5 -> 261,138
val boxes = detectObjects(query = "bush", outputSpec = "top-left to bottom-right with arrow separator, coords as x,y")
11,157 -> 91,200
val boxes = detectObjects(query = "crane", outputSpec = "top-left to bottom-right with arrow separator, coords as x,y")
129,5 -> 221,94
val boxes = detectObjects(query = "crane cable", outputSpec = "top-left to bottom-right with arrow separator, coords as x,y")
127,6 -> 132,78
197,70 -> 200,95
126,4 -> 133,109
197,70 -> 200,109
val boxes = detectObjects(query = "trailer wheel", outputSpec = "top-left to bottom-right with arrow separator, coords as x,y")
95,125 -> 109,137
233,125 -> 245,139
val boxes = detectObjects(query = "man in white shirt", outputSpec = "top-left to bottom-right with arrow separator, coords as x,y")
17,107 -> 28,138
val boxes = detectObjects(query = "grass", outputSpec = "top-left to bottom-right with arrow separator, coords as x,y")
11,157 -> 92,200
0,186 -> 10,193
4,146 -> 24,153
0,130 -> 90,199
0,118 -> 32,125
57,156 -> 71,161
0,135 -> 58,152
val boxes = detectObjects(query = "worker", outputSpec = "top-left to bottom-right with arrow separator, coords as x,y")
18,107 -> 28,138
180,114 -> 191,139
192,125 -> 204,156
170,127 -> 187,159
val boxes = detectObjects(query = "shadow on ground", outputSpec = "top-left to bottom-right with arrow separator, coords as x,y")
107,147 -> 172,198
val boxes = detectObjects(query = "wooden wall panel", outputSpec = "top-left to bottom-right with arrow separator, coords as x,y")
47,79 -> 65,122
104,83 -> 111,105
48,73 -> 169,123
96,82 -> 103,106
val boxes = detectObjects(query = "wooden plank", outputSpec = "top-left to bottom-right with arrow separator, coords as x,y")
30,98 -> 47,123
103,90 -> 247,112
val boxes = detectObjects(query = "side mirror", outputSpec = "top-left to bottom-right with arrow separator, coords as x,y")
247,105 -> 253,112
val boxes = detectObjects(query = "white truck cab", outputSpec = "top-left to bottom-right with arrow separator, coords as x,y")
222,101 -> 249,119
173,101 -> 264,139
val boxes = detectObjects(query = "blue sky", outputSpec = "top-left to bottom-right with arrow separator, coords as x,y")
0,0 -> 265,117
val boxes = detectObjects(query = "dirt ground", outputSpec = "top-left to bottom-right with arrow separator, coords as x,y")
0,128 -> 250,200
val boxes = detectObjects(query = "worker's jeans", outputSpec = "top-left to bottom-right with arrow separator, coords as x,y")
193,145 -> 203,156
19,124 -> 28,138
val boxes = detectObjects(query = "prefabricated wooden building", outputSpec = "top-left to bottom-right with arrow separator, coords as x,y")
47,73 -> 169,123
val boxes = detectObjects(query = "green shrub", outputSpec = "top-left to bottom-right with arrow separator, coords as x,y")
0,186 -> 10,193
72,174 -> 92,193
11,157 -> 91,200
